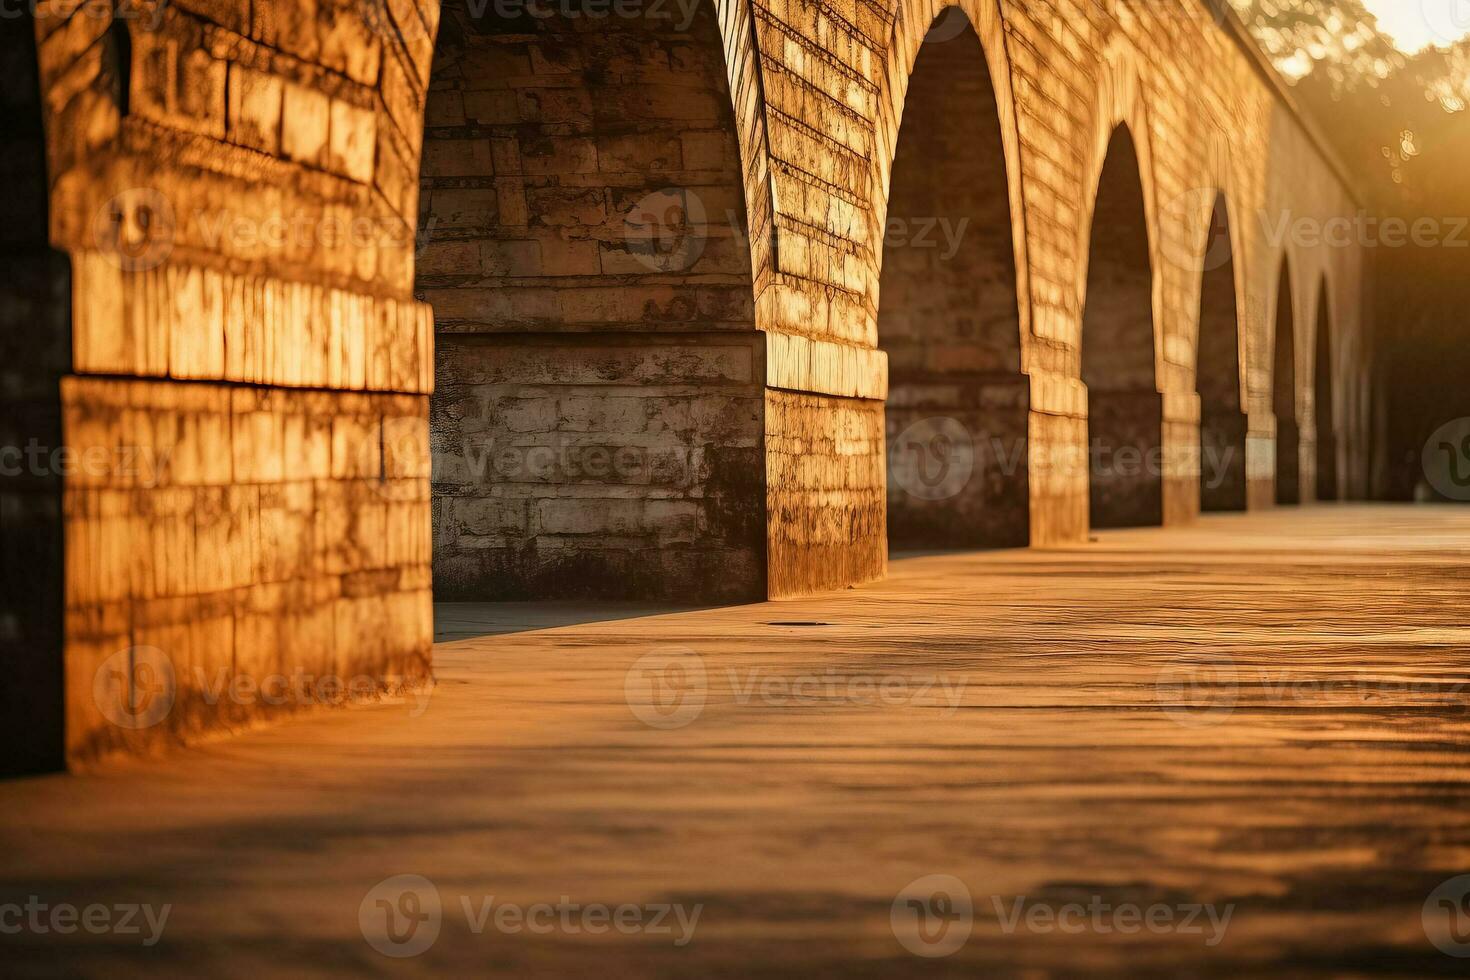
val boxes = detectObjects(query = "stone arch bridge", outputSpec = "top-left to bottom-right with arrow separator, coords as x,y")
2,0 -> 1372,770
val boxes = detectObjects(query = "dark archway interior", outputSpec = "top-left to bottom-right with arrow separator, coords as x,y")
1315,283 -> 1338,501
1197,194 -> 1247,511
1,12 -> 70,776
1274,260 -> 1300,504
880,12 -> 1026,553
419,0 -> 761,603
1082,125 -> 1161,528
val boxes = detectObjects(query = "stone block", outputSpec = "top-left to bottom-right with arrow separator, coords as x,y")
227,65 -> 283,155
282,82 -> 331,168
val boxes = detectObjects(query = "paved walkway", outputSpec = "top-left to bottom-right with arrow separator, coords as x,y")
4,505 -> 1470,976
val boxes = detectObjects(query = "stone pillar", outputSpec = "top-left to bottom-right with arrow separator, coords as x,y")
1246,411 -> 1277,510
765,388 -> 886,598
1162,393 -> 1201,527
1026,373 -> 1088,546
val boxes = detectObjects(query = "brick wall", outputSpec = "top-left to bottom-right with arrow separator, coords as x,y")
419,0 -> 765,602
29,0 -> 438,766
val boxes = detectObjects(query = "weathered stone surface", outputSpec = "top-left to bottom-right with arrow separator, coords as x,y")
7,0 -> 1381,766
420,0 -> 764,602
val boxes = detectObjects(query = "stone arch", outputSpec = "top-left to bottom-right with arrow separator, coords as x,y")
1272,254 -> 1301,504
872,0 -> 1030,355
1,9 -> 70,775
418,0 -> 765,603
1195,192 -> 1248,511
1075,38 -> 1162,356
1081,123 -> 1162,529
877,7 -> 1029,551
1314,275 -> 1338,502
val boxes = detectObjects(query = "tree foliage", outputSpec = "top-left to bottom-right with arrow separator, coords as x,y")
1230,0 -> 1470,212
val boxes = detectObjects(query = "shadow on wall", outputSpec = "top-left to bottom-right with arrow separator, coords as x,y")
880,13 -> 1028,554
1,10 -> 71,777
418,0 -> 764,605
1196,194 -> 1248,513
1315,279 -> 1338,502
1274,258 -> 1300,505
1082,125 -> 1162,530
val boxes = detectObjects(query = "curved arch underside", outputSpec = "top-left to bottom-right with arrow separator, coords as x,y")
1197,194 -> 1247,512
420,0 -> 762,602
1083,125 -> 1162,529
879,14 -> 1027,552
1315,283 -> 1338,502
1274,260 -> 1300,505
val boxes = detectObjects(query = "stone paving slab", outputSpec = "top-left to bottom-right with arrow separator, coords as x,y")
2,505 -> 1469,976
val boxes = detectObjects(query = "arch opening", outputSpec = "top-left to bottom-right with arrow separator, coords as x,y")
1082,125 -> 1161,529
1197,193 -> 1247,511
1274,259 -> 1300,504
880,12 -> 1027,553
1,11 -> 71,776
418,0 -> 763,604
1314,282 -> 1338,502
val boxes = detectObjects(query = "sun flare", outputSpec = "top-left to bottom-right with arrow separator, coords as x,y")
1362,0 -> 1470,53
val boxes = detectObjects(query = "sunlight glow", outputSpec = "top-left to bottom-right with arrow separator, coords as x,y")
1361,0 -> 1470,53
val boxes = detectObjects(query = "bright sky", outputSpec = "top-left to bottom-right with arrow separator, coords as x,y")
1361,0 -> 1470,52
